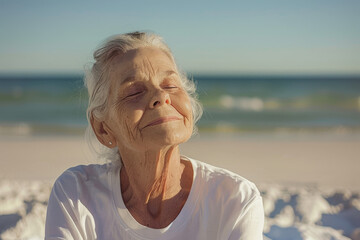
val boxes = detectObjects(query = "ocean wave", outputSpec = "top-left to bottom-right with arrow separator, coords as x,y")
217,94 -> 360,111
220,95 -> 265,111
0,123 -> 33,136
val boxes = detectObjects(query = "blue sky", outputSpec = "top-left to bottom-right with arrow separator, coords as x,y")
0,0 -> 359,75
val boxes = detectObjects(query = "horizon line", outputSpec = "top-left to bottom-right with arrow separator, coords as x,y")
1,71 -> 360,78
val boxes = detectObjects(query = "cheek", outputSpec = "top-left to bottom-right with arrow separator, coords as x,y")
173,93 -> 193,125
108,102 -> 144,138
128,99 -> 150,130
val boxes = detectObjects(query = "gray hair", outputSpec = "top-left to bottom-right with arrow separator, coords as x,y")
84,31 -> 203,166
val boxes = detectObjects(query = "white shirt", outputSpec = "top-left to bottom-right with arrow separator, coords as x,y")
45,157 -> 264,239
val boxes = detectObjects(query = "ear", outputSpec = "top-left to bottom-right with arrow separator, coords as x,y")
90,116 -> 117,148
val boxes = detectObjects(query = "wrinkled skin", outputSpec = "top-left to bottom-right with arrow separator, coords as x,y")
91,47 -> 194,228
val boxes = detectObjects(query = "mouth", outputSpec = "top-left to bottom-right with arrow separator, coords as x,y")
144,116 -> 182,128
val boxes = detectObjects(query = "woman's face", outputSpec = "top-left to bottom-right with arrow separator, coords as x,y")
105,47 -> 193,152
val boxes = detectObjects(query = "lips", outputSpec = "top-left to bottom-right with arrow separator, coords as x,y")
144,116 -> 182,128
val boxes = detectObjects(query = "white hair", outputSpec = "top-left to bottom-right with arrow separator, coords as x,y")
84,31 -> 203,166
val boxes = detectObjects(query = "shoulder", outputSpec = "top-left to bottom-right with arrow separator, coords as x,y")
189,158 -> 261,212
51,163 -> 114,199
186,158 -> 264,238
46,164 -> 116,238
54,163 -> 108,184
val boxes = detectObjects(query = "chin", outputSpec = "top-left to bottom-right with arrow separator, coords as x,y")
145,127 -> 192,147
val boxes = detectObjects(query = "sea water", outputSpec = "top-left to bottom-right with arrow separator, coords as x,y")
1,74 -> 360,136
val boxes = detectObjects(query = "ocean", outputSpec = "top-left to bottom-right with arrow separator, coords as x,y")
1,74 -> 360,136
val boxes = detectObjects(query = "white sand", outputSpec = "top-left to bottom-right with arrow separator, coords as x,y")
1,133 -> 360,239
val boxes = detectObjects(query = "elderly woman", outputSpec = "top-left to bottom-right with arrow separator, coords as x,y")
45,32 -> 264,239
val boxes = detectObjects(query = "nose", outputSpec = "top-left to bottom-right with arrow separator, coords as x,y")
149,89 -> 171,108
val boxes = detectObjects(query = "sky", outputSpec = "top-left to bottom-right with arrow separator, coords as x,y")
0,0 -> 359,75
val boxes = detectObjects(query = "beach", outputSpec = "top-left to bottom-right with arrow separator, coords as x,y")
1,0 -> 359,238
1,73 -> 360,239
1,133 -> 360,239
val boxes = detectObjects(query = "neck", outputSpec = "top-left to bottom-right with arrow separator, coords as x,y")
120,145 -> 184,218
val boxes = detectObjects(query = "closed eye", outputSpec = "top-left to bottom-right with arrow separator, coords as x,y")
162,76 -> 181,90
164,85 -> 178,89
127,91 -> 143,97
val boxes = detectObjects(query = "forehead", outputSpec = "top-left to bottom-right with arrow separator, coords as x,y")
109,47 -> 176,83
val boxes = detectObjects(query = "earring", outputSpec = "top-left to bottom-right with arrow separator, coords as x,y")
109,141 -> 112,145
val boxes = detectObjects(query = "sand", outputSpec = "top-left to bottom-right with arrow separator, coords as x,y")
2,134 -> 359,190
1,133 -> 360,239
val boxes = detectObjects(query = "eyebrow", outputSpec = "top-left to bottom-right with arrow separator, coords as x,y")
120,76 -> 137,86
120,70 -> 178,86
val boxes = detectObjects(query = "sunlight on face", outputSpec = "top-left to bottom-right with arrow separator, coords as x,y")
105,47 -> 193,152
